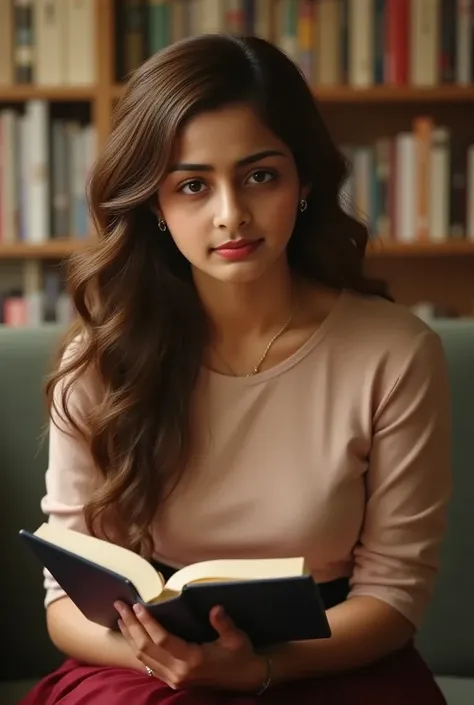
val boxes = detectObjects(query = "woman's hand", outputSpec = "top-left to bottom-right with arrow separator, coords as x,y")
114,600 -> 268,692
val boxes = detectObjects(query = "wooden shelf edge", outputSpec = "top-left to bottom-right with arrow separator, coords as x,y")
0,240 -> 473,260
111,83 -> 474,103
0,86 -> 98,102
0,240 -> 90,259
315,85 -> 474,103
367,241 -> 474,256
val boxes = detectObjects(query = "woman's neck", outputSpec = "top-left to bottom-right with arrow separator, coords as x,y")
193,263 -> 294,345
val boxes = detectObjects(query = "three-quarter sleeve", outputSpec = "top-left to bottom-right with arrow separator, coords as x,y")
348,330 -> 452,628
41,345 -> 101,607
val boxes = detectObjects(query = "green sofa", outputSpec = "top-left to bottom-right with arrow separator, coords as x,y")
0,320 -> 472,704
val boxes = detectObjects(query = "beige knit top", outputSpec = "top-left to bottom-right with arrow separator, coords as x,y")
42,290 -> 452,628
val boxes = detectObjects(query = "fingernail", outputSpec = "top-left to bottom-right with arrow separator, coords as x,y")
114,601 -> 125,614
133,603 -> 144,616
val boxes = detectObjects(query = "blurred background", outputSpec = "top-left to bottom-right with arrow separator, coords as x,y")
0,0 -> 473,327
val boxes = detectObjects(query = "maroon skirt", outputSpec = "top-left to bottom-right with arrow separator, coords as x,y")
18,644 -> 446,705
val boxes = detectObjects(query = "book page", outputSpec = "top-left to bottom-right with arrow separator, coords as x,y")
34,523 -> 164,603
166,556 -> 306,593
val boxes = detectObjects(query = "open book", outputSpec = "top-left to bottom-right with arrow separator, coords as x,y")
20,523 -> 331,647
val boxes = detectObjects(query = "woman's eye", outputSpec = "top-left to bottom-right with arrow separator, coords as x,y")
248,170 -> 275,184
180,180 -> 205,195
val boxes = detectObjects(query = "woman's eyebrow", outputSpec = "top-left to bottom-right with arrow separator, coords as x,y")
168,149 -> 287,173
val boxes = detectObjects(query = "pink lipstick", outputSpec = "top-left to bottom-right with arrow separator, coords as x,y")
213,238 -> 262,260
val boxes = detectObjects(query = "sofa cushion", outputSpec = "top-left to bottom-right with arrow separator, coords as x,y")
0,326 -> 65,680
0,678 -> 39,705
416,320 -> 474,677
436,676 -> 474,705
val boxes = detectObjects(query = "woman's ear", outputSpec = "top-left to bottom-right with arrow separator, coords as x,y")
149,197 -> 161,219
301,183 -> 312,201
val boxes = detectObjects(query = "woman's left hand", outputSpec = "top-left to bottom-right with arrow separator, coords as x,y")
114,600 -> 268,692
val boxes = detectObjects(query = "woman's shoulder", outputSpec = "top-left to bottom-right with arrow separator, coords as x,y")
340,290 -> 440,349
324,291 -> 448,416
324,290 -> 446,388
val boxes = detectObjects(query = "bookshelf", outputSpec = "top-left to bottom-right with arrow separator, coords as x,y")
0,0 -> 473,324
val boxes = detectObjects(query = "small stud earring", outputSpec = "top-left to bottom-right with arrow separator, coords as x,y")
299,199 -> 308,213
158,218 -> 167,232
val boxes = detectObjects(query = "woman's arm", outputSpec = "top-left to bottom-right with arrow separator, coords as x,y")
271,595 -> 413,681
47,597 -> 143,670
41,345 -> 143,669
271,329 -> 452,682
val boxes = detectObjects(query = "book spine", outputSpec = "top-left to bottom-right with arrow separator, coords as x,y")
429,127 -> 450,242
0,1 -> 14,85
348,0 -> 374,87
373,0 -> 386,84
35,0 -> 66,86
51,119 -> 70,239
413,116 -> 433,241
225,0 -> 245,34
26,100 -> 50,244
456,0 -> 473,84
14,0 -> 35,84
440,0 -> 456,82
449,139 -> 467,238
467,145 -> 474,241
395,133 -> 417,242
316,0 -> 342,87
298,0 -> 315,83
411,0 -> 440,86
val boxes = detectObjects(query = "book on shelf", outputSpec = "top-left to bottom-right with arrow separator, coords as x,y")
341,118 -> 474,244
1,1 -> 473,90
0,0 -> 95,87
0,261 -> 73,327
0,101 -> 96,246
19,523 -> 331,647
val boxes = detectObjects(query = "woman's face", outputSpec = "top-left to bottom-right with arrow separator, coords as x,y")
157,102 -> 306,285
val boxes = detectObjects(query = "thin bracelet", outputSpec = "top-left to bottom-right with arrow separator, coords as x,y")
255,655 -> 273,696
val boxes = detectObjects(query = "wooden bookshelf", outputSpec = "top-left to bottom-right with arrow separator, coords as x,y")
0,241 -> 89,260
0,86 -> 98,102
1,0 -> 473,317
315,85 -> 474,103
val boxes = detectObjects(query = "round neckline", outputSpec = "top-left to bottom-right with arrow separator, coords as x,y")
204,288 -> 350,386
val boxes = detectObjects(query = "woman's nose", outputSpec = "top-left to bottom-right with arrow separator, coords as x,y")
212,188 -> 251,231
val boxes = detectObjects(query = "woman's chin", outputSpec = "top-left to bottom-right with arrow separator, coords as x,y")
193,249 -> 289,286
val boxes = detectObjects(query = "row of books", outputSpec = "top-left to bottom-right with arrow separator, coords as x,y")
2,1 -> 473,90
0,262 -> 73,326
0,0 -> 94,87
341,120 -> 474,243
116,0 -> 474,87
0,102 -> 96,244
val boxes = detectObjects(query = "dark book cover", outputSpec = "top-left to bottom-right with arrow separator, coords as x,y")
19,530 -> 331,648
449,138 -> 467,239
440,0 -> 456,83
374,0 -> 386,85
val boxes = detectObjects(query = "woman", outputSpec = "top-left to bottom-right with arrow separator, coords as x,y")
20,34 -> 451,704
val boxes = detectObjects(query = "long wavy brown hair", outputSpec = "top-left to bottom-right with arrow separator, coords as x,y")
47,34 -> 390,557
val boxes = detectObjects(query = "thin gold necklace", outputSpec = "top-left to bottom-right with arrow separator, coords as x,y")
212,312 -> 293,377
